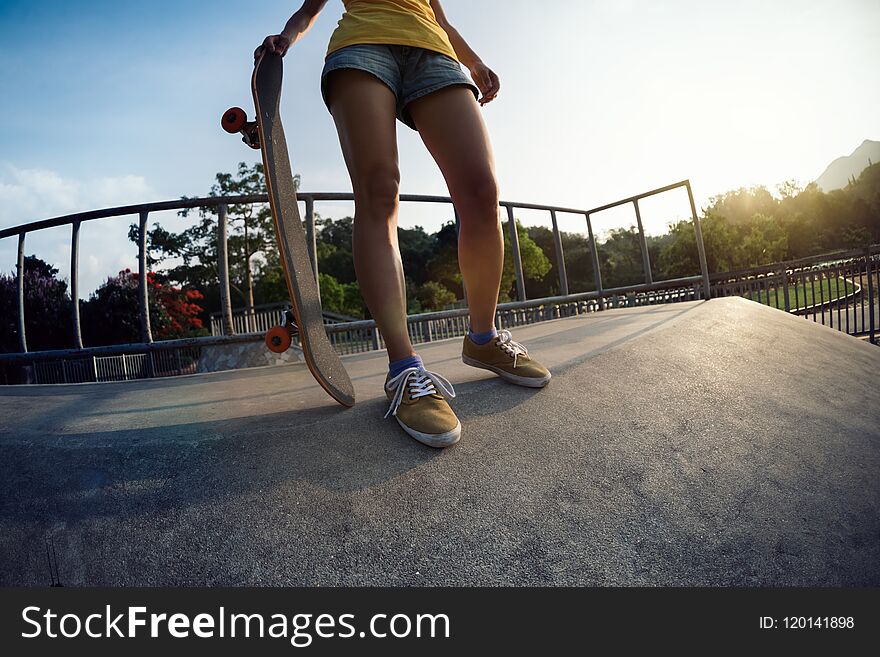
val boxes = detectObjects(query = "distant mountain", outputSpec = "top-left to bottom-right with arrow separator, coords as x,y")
815,139 -> 880,191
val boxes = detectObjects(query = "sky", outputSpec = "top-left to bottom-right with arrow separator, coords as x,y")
0,0 -> 878,296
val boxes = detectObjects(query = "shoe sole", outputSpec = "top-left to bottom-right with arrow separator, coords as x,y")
395,418 -> 462,448
461,355 -> 551,388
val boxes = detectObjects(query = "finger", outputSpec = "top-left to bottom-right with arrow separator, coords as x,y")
471,68 -> 488,92
482,71 -> 498,96
479,69 -> 493,93
490,72 -> 501,94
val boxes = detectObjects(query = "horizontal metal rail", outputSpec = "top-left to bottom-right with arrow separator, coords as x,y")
1,180 -> 714,378
0,277 -> 703,365
0,180 -> 696,240
709,244 -> 879,281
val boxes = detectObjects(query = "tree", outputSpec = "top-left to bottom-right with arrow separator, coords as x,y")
524,226 -> 560,297
398,225 -> 437,287
737,213 -> 788,267
133,162 -> 299,329
597,227 -> 647,288
500,220 -> 552,301
81,269 -> 206,346
660,213 -> 739,277
426,222 -> 463,300
317,273 -> 364,318
315,215 -> 356,284
414,280 -> 456,312
0,256 -> 73,353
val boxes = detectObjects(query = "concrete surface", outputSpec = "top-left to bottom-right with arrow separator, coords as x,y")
0,297 -> 877,586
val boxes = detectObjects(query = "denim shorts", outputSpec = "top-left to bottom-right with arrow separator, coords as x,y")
320,44 -> 480,130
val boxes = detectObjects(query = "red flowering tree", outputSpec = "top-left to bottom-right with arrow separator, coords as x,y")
81,269 -> 206,346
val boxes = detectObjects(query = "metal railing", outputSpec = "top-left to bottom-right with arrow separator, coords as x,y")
710,245 -> 878,342
29,348 -> 201,384
0,181 -> 712,383
208,302 -> 356,336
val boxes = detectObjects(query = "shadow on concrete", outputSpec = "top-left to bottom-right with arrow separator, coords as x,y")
1,298 -> 878,586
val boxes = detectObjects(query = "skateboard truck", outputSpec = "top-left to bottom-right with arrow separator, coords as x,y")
265,308 -> 299,353
221,107 -> 260,150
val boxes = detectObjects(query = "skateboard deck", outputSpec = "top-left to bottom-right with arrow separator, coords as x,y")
225,52 -> 354,407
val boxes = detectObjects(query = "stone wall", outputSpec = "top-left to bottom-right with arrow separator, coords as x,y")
196,339 -> 304,374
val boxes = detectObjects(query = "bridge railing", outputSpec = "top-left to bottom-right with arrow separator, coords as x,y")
710,245 -> 878,342
0,181 -> 712,380
208,302 -> 355,336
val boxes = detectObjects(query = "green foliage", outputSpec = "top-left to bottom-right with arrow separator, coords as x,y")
318,273 -> 364,319
398,225 -> 437,287
125,161 -> 880,333
738,213 -> 788,267
130,162 -> 298,314
597,227 -> 646,288
425,222 -> 463,299
659,165 -> 880,274
414,280 -> 456,312
315,216 -> 356,283
500,220 -> 551,301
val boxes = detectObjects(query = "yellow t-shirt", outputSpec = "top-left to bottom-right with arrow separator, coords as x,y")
326,0 -> 458,61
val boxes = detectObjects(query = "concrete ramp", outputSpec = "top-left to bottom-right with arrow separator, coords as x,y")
1,298 -> 877,585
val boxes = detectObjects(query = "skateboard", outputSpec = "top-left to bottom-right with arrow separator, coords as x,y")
222,52 -> 355,407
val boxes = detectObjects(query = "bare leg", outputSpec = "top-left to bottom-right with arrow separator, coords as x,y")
407,86 -> 502,332
326,69 -> 415,362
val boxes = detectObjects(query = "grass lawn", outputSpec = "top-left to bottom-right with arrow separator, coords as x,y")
748,275 -> 858,310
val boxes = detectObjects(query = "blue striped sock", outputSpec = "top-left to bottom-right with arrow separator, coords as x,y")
389,354 -> 424,378
468,327 -> 498,346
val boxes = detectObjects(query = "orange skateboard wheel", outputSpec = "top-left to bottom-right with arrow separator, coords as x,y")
222,107 -> 247,133
265,325 -> 292,353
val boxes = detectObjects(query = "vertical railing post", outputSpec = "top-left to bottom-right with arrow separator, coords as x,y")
16,233 -> 27,353
585,213 -> 604,310
867,245 -> 876,344
633,199 -> 653,285
304,197 -> 318,278
70,220 -> 83,349
549,210 -> 569,296
217,204 -> 235,335
371,325 -> 381,351
686,181 -> 711,300
138,211 -> 153,344
454,206 -> 468,306
781,267 -> 791,312
505,204 -> 526,301
304,196 -> 320,304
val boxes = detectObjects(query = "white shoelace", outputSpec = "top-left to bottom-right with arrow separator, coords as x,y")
496,330 -> 529,368
384,367 -> 456,419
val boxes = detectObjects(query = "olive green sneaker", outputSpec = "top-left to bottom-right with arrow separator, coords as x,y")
384,367 -> 461,448
462,329 -> 551,388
